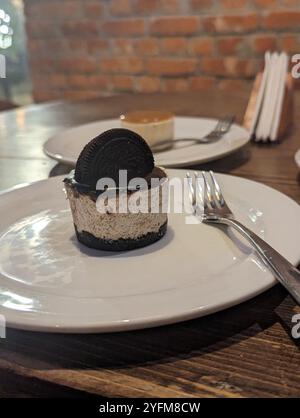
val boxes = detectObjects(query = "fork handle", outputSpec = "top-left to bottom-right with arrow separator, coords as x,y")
225,218 -> 300,304
152,136 -> 210,151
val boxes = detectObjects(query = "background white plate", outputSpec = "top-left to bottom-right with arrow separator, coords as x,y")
0,169 -> 300,333
44,117 -> 250,167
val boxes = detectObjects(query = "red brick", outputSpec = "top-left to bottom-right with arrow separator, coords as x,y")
150,17 -> 199,36
67,39 -> 86,53
218,79 -> 248,91
30,75 -> 49,93
135,0 -> 179,14
33,90 -> 62,103
30,58 -> 55,72
221,0 -> 247,8
252,35 -> 277,53
84,2 -> 103,17
112,75 -> 134,91
203,14 -> 258,33
253,0 -> 277,7
29,39 -> 58,56
67,74 -> 89,88
100,57 -> 144,74
136,0 -> 159,14
26,21 -> 57,38
29,0 -> 300,100
62,21 -> 99,37
26,1 -> 81,19
223,57 -> 258,77
88,75 -> 111,88
189,38 -> 214,56
190,0 -> 214,10
87,40 -> 110,54
113,39 -> 134,55
280,0 -> 299,5
161,38 -> 188,55
40,39 -> 65,54
136,76 -> 161,92
162,0 -> 180,14
202,57 -> 257,77
263,11 -> 300,30
27,39 -> 40,55
280,34 -> 300,53
102,19 -> 145,37
147,58 -> 197,75
59,58 -> 97,73
216,37 -> 243,55
202,58 -> 225,76
51,74 -> 67,88
189,77 -> 215,90
163,78 -> 189,92
110,0 -> 132,16
135,38 -> 159,56
66,75 -> 110,90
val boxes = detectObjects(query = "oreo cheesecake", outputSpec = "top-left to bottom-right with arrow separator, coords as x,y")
64,128 -> 168,251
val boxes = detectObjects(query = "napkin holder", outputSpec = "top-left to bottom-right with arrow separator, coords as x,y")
243,71 -> 294,141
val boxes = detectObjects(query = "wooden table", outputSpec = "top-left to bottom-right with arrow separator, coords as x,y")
0,88 -> 300,398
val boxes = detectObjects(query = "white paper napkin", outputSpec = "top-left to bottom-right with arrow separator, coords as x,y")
252,51 -> 289,142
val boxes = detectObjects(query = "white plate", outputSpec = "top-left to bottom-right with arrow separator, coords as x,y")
44,117 -> 250,167
0,169 -> 300,333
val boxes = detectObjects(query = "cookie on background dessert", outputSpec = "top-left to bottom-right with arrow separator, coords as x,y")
64,128 -> 168,251
120,110 -> 174,150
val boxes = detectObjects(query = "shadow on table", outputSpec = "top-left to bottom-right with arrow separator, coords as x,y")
4,285 -> 299,372
191,144 -> 251,173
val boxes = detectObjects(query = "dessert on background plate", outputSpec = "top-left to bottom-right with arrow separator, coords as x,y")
64,128 -> 168,251
120,110 -> 174,150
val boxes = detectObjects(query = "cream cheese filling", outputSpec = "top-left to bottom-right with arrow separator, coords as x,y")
121,115 -> 174,149
65,183 -> 167,241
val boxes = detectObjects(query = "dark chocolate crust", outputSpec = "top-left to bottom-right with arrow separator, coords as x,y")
75,221 -> 167,251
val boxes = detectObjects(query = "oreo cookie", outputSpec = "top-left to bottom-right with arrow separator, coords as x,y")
74,128 -> 154,190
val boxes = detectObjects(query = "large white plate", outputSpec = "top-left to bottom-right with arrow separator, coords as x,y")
0,169 -> 300,333
44,117 -> 250,167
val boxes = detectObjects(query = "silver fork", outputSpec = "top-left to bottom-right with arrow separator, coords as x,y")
152,116 -> 235,152
187,170 -> 300,305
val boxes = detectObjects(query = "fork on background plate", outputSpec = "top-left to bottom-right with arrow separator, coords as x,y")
187,170 -> 300,305
152,116 -> 235,153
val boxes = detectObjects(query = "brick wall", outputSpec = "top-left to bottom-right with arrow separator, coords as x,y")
24,0 -> 300,102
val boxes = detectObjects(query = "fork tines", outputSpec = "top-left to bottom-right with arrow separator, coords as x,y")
207,116 -> 235,139
186,171 -> 231,215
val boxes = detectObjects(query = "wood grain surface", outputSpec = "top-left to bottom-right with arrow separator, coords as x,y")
0,88 -> 299,398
